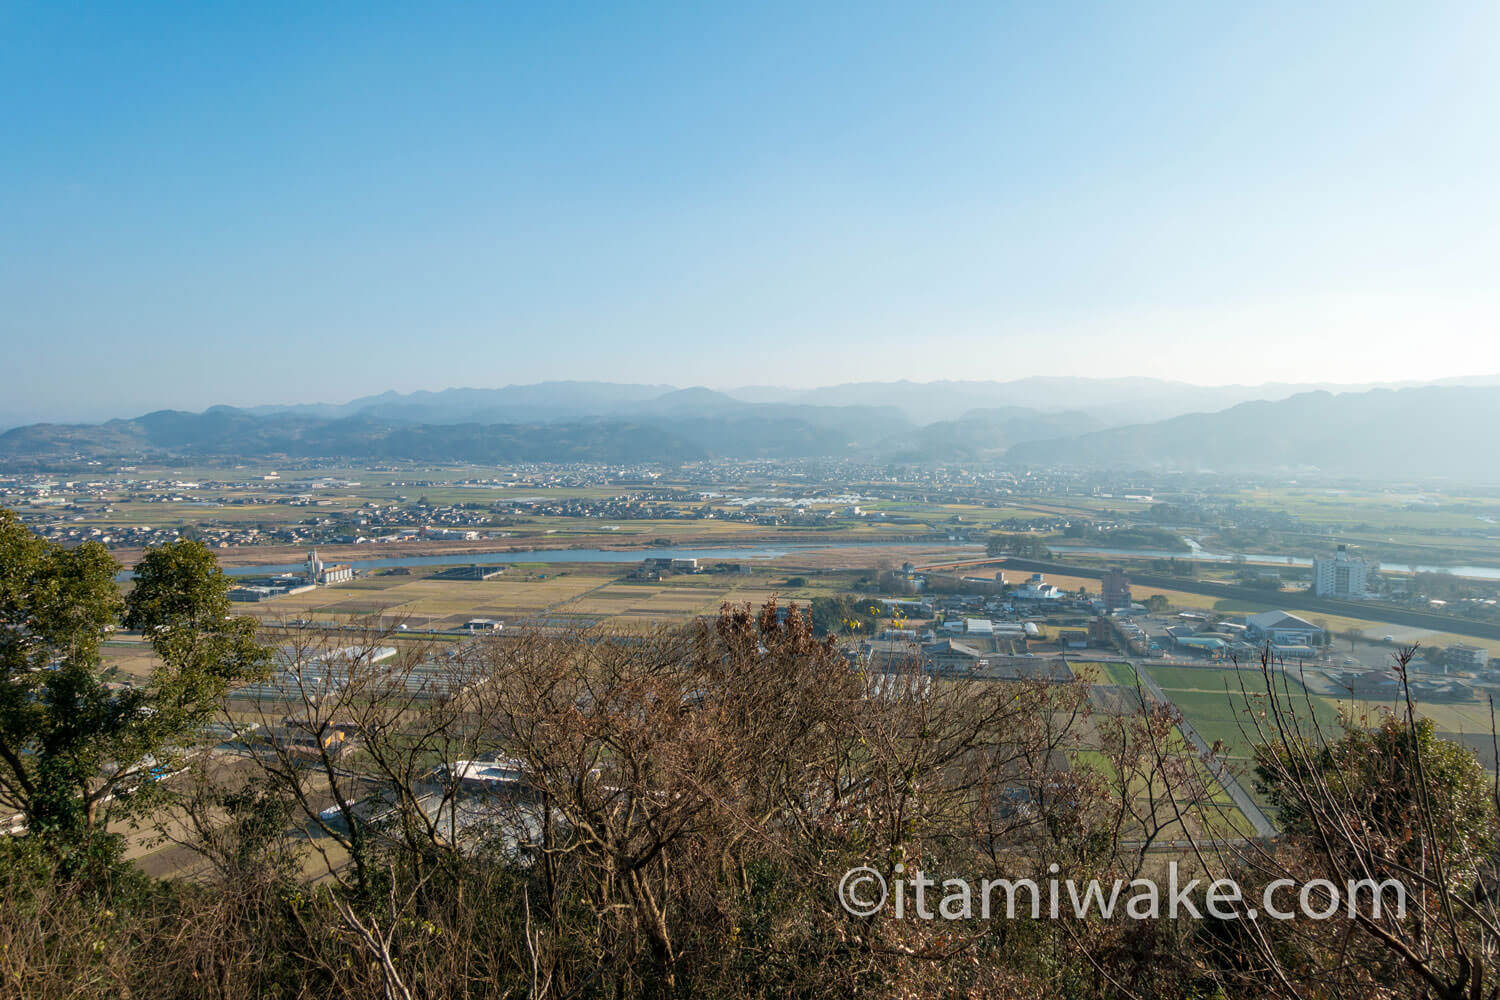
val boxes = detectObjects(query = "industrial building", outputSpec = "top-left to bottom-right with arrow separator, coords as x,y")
431,564 -> 507,581
307,550 -> 353,585
1244,610 -> 1325,654
921,638 -> 990,675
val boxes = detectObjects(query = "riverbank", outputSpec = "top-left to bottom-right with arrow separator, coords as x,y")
109,529 -> 952,572
110,538 -> 982,578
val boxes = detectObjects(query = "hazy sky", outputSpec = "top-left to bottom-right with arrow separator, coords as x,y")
3,1 -> 1499,423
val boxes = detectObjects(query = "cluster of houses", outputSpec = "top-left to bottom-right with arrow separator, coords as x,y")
847,572 -> 1127,676
842,558 -> 1469,680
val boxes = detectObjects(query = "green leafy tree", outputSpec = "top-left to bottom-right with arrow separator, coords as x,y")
0,513 -> 267,870
125,538 -> 270,717
1257,713 -> 1496,869
0,510 -> 127,862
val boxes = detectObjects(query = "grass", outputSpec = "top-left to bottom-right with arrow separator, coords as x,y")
1144,665 -> 1341,765
1144,665 -> 1282,693
1069,719 -> 1254,840
1071,660 -> 1140,687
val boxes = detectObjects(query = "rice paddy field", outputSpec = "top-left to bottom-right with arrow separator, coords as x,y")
1069,660 -> 1141,687
101,636 -> 164,681
1230,487 -> 1500,534
233,564 -> 846,631
1067,657 -> 1499,822
239,569 -> 614,630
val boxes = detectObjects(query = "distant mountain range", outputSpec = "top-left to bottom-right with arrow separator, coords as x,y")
233,376 -> 1495,427
0,396 -> 1090,466
1004,385 -> 1500,478
722,376 -> 1500,425
243,381 -> 680,425
2,379 -> 1498,479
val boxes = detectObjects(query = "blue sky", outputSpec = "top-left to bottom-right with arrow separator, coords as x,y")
2,1 -> 1498,422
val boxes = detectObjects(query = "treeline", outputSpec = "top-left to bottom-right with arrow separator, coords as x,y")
3,507 -> 1500,998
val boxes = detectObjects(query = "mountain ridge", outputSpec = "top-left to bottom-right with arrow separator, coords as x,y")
1003,385 -> 1500,478
3,382 -> 1498,480
155,375 -> 1500,429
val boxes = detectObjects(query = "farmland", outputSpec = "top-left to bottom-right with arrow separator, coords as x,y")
234,563 -> 854,632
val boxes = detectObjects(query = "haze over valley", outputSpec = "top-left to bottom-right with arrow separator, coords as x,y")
5,375 -> 1495,478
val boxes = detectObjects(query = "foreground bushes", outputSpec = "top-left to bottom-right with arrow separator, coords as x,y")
3,576 -> 1498,998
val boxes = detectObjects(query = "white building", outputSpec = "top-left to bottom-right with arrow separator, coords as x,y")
320,563 -> 354,585
1244,611 -> 1325,648
1011,573 -> 1062,601
444,758 -> 528,792
1312,545 -> 1367,598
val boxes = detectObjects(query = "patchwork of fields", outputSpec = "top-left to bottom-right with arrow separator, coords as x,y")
233,565 -> 841,631
1129,660 -> 1497,775
1070,655 -> 1500,829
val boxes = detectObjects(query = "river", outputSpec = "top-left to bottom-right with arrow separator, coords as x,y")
214,540 -> 964,578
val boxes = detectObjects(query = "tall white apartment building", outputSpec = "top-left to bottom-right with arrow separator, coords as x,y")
1312,545 -> 1367,598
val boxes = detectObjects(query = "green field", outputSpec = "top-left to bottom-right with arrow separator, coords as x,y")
1145,665 -> 1342,764
1070,659 -> 1140,686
